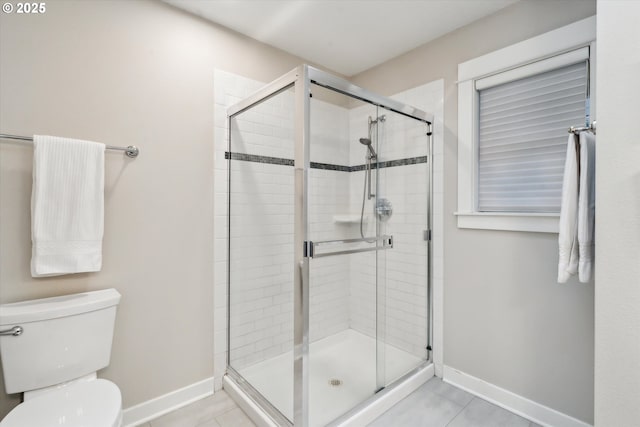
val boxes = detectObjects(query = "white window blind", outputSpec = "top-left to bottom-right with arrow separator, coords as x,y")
477,61 -> 588,213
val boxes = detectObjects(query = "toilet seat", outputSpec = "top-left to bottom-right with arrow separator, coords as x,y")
0,379 -> 122,427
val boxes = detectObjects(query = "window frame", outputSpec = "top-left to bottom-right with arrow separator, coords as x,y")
456,16 -> 596,233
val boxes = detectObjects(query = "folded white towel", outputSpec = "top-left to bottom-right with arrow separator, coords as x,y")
558,134 -> 579,283
578,132 -> 596,282
31,135 -> 105,277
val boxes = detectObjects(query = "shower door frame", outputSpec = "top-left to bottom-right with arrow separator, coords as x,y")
226,64 -> 434,427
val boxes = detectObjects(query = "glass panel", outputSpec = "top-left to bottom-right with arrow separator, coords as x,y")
308,84 -> 380,426
228,85 -> 295,422
375,108 -> 430,386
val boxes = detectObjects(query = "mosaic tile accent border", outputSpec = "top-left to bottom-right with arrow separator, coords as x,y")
225,151 -> 293,166
351,156 -> 429,171
225,152 -> 427,171
310,162 -> 351,172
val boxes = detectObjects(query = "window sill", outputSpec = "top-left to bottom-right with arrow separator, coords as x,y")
455,212 -> 559,233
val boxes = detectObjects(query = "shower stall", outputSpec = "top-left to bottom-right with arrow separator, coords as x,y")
224,65 -> 433,426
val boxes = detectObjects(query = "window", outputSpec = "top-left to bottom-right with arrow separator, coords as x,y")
457,16 -> 596,233
477,60 -> 588,213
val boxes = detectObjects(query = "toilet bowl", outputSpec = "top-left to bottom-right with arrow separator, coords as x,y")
0,379 -> 122,427
0,289 -> 123,426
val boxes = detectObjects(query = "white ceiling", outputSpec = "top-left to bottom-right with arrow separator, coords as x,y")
164,0 -> 518,76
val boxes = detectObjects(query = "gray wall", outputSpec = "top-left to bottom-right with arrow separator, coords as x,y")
352,0 -> 596,423
0,0 -> 320,418
594,1 -> 640,425
0,0 -> 602,423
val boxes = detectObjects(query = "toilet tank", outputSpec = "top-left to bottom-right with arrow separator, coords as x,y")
0,289 -> 121,394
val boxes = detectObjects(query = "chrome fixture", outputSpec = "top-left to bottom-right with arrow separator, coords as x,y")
0,326 -> 23,336
360,115 -> 384,200
362,135 -> 376,201
568,120 -> 596,134
360,115 -> 385,161
360,115 -> 386,240
375,197 -> 393,223
308,235 -> 393,258
359,137 -> 376,159
0,133 -> 140,158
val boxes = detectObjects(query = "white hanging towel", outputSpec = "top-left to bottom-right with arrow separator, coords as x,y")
31,135 -> 105,277
578,132 -> 596,282
558,134 -> 579,283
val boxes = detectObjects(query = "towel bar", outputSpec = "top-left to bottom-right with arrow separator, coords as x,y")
568,121 -> 596,135
0,133 -> 140,158
307,235 -> 393,258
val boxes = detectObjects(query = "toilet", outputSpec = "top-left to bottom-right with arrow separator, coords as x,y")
0,289 -> 123,427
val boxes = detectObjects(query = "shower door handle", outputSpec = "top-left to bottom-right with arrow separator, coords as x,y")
308,235 -> 393,258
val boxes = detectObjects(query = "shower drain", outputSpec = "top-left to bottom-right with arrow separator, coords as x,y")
328,378 -> 343,387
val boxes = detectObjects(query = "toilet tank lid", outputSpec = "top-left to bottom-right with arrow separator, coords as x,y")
0,289 -> 121,325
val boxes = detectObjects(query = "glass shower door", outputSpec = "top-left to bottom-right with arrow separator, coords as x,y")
305,84 -> 431,425
375,108 -> 430,388
306,87 -> 385,426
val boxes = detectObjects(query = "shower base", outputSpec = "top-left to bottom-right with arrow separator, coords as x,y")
226,329 -> 432,427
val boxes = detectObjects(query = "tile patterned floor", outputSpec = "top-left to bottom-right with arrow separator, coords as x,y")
368,378 -> 541,427
147,377 -> 543,427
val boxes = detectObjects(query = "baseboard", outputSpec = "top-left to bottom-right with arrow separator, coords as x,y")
122,377 -> 215,427
443,366 -> 592,427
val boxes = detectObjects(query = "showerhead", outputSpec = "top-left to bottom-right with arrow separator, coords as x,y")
359,138 -> 376,157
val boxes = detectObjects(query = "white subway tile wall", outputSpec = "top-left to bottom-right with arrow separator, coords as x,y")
347,106 -> 430,362
228,159 -> 295,369
308,97 -> 352,342
227,87 -> 296,370
214,69 -> 443,391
